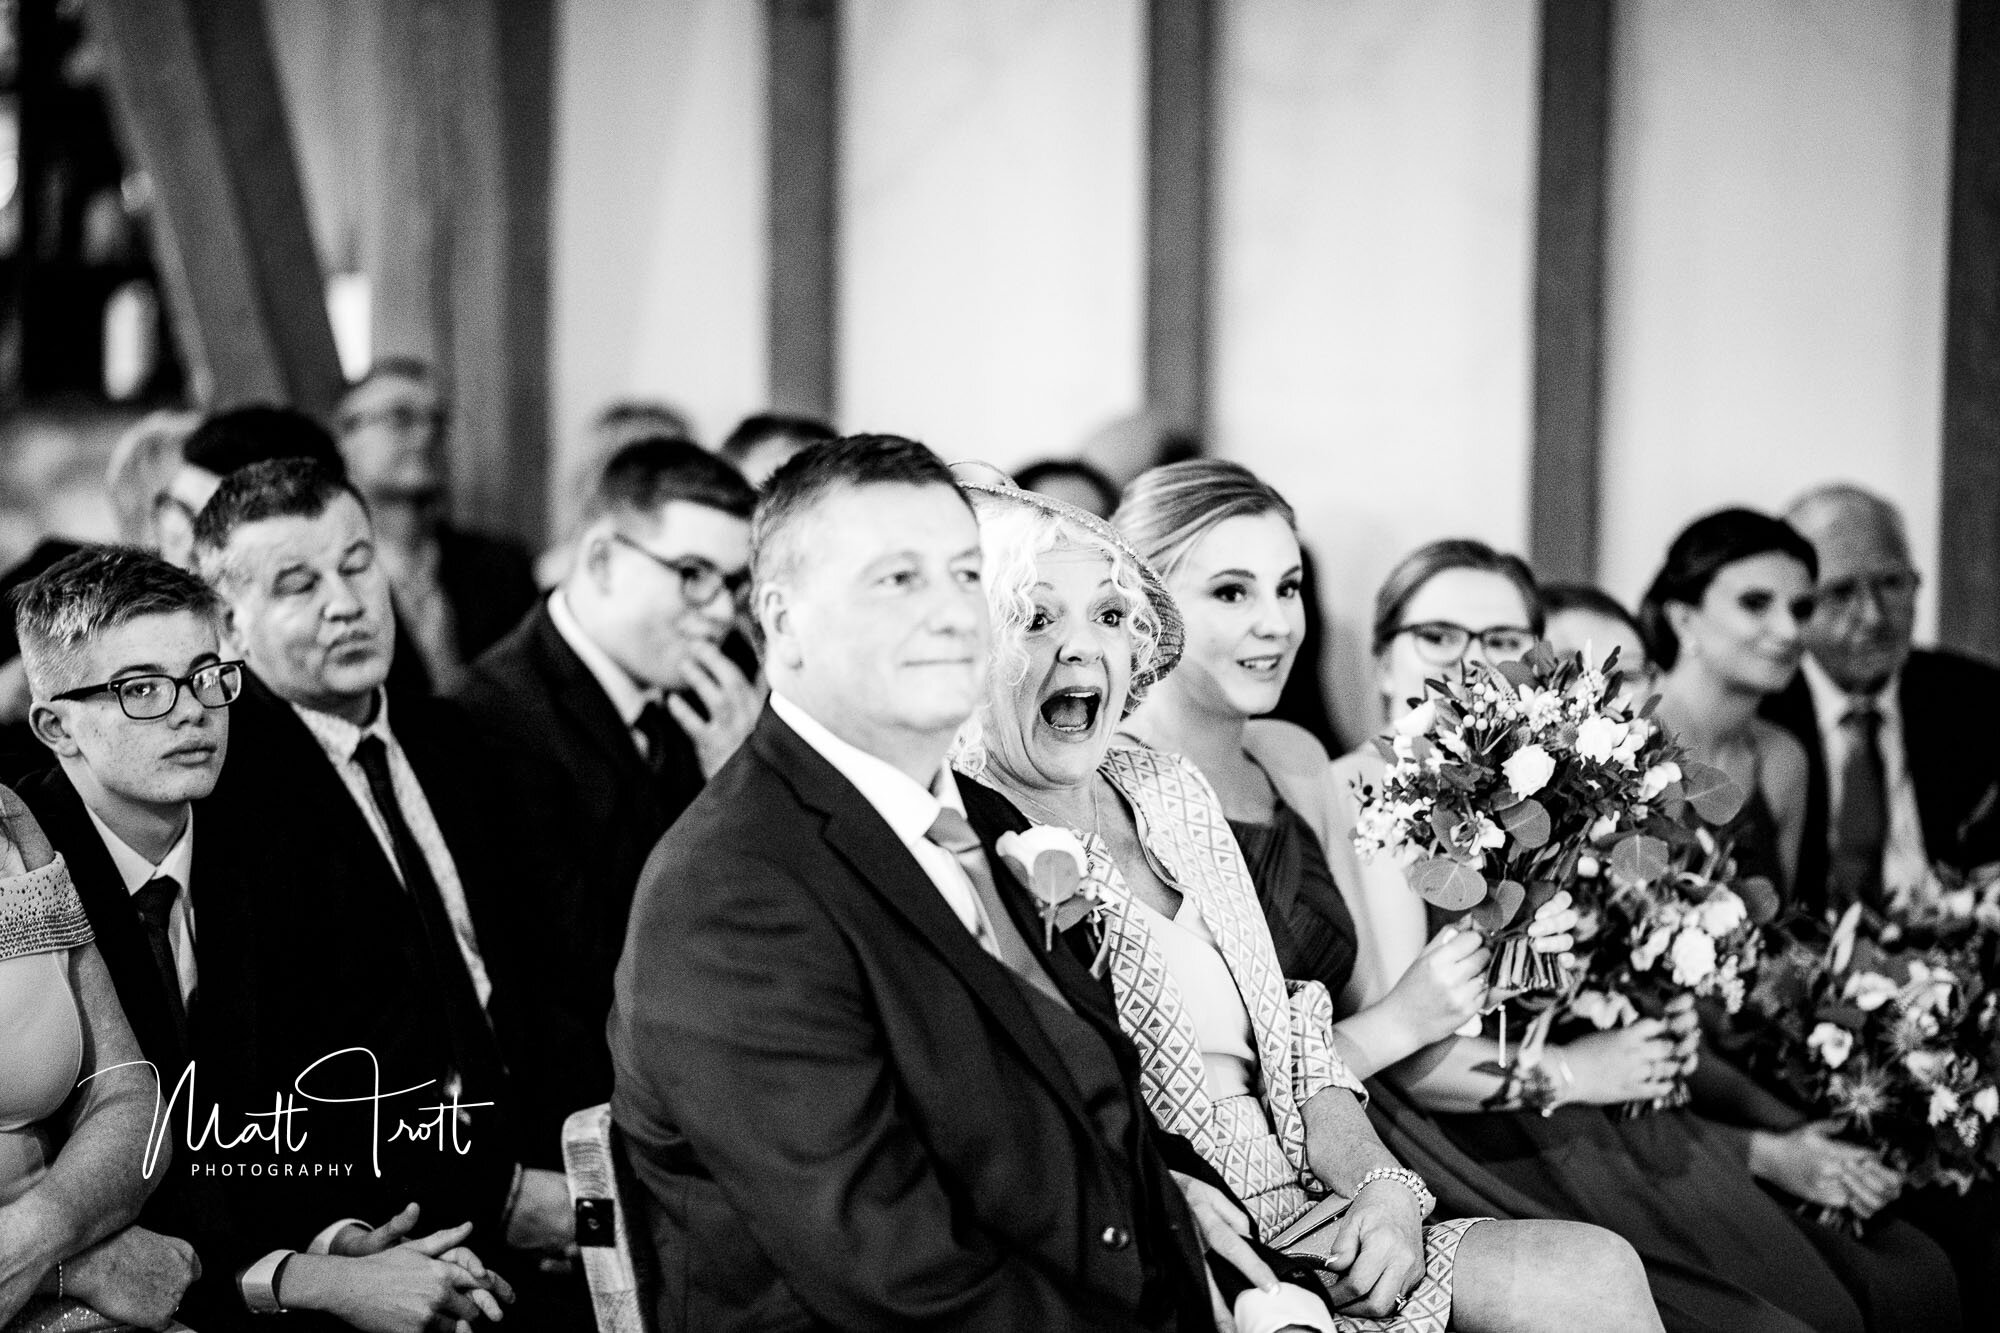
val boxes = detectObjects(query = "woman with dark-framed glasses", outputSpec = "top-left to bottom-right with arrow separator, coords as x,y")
1323,537 -> 1878,1333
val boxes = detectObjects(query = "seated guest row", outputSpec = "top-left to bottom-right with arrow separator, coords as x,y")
0,413 -> 1993,1331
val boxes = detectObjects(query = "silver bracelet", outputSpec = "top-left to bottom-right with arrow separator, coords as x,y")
1355,1165 -> 1435,1220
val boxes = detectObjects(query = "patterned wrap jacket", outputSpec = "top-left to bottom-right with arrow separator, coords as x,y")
1088,744 -> 1367,1235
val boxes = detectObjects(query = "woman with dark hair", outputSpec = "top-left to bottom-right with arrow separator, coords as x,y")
1637,509 -> 1817,891
1635,510 -> 1963,1330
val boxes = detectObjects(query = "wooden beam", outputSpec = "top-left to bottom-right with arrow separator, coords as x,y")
767,0 -> 839,420
1143,0 -> 1214,439
88,0 -> 344,418
359,0 -> 554,545
1527,0 -> 1612,585
1939,0 -> 2000,661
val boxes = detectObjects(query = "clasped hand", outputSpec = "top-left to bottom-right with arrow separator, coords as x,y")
327,1202 -> 516,1330
1753,1122 -> 1904,1217
1562,993 -> 1700,1106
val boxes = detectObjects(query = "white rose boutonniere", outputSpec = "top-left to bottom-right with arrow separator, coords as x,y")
996,826 -> 1094,952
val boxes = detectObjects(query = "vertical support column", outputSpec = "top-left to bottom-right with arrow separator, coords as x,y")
1527,0 -> 1613,584
364,0 -> 553,544
767,0 -> 839,419
90,0 -> 343,416
1939,0 -> 2000,660
1143,0 -> 1215,439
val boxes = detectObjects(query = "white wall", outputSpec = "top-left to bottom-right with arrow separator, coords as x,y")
838,0 -> 1145,471
1597,0 -> 1954,632
528,0 -> 1958,719
549,0 -> 767,518
1212,0 -> 1541,743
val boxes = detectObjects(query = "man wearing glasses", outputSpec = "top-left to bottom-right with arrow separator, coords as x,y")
1765,483 -> 2000,913
455,437 -> 760,1146
335,359 -> 538,694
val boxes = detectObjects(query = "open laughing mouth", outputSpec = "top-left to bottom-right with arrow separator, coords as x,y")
1040,686 -> 1103,736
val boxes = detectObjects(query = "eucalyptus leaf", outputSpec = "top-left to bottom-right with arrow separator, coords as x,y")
1679,761 -> 1747,825
1411,856 -> 1489,911
1496,797 -> 1552,849
1467,878 -> 1527,932
1494,659 -> 1539,690
1608,833 -> 1671,885
1736,875 -> 1780,925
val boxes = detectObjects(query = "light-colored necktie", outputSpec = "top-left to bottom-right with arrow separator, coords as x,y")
924,808 -> 1072,1012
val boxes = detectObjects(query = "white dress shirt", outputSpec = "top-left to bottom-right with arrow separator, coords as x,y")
548,588 -> 668,761
1802,656 -> 1935,904
768,691 -> 1001,959
85,806 -> 197,1004
291,694 -> 494,1008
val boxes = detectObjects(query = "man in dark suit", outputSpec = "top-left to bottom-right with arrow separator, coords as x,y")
455,438 -> 760,1125
335,358 -> 539,693
192,459 -> 577,1325
1763,484 -> 2000,914
11,545 -> 509,1332
608,436 -> 1230,1331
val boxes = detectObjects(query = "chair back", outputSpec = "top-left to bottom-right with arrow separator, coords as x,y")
562,1103 -> 648,1333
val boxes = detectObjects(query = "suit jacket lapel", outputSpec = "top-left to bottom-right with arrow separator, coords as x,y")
532,604 -> 693,809
753,712 -> 1084,1107
960,785 -> 1128,1043
237,675 -> 409,903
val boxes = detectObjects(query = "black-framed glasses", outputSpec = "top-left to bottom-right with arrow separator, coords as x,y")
1816,568 -> 1920,618
53,661 -> 245,721
1394,621 -> 1538,666
609,532 -> 751,606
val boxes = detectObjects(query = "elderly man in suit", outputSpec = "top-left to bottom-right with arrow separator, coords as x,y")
1764,484 -> 2000,914
455,436 -> 761,1133
608,434 -> 1265,1332
191,459 -> 584,1327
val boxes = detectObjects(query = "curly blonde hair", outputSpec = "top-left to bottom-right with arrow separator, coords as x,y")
952,492 -> 1162,777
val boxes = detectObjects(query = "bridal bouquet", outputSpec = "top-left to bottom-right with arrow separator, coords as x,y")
1353,644 -> 1753,997
1745,902 -> 2000,1232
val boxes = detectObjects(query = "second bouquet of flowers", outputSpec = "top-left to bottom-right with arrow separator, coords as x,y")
1352,645 -> 1775,1093
1743,899 -> 2000,1233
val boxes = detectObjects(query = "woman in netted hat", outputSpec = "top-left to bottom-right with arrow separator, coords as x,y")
949,465 -> 1658,1333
